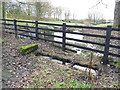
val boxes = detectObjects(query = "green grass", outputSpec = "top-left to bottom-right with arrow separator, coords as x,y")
5,18 -> 114,28
30,76 -> 94,88
115,60 -> 120,69
29,59 -> 95,88
6,18 -> 85,26
93,23 -> 113,27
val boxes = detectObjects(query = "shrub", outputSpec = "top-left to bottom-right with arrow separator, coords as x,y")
19,44 -> 38,55
115,60 -> 120,69
118,25 -> 120,28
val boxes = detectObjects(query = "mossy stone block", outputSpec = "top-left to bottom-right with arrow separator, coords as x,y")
0,40 -> 5,44
20,44 -> 38,55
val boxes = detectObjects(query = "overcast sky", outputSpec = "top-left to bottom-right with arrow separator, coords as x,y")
50,0 -> 115,20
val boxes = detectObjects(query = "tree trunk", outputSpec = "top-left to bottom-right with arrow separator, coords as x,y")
0,1 -> 2,19
27,3 -> 31,16
2,2 -> 6,19
114,1 -> 120,28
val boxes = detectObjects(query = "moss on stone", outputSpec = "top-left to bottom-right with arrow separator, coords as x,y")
0,40 -> 5,44
20,44 -> 38,55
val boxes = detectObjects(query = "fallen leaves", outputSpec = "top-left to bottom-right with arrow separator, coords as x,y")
2,32 -> 119,88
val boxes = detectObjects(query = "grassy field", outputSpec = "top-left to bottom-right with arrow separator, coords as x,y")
93,23 -> 113,27
5,18 -> 114,27
6,18 -> 85,26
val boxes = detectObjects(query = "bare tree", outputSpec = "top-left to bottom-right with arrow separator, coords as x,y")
52,7 -> 57,21
6,2 -> 26,19
44,2 -> 53,19
64,10 -> 71,21
26,2 -> 31,16
72,12 -> 76,21
114,0 -> 120,28
88,12 -> 93,23
89,0 -> 107,9
56,7 -> 62,21
3,0 -> 53,21
34,2 -> 43,21
52,7 -> 63,21
88,11 -> 104,24
90,0 -> 120,28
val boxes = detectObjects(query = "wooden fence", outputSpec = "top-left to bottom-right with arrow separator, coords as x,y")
0,19 -> 120,65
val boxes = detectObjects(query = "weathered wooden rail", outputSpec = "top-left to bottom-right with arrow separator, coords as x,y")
0,19 -> 120,65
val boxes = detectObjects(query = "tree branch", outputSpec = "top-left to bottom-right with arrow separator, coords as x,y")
15,0 -> 34,5
89,0 -> 107,9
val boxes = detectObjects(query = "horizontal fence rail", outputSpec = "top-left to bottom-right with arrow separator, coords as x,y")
1,19 -> 120,65
5,27 -> 14,30
66,43 -> 104,53
3,23 -> 14,26
38,37 -> 63,44
38,22 -> 62,26
17,20 -> 35,23
66,25 -> 108,30
0,19 -> 14,21
38,32 -> 63,38
38,28 -> 62,32
66,37 -> 105,46
17,25 -> 35,29
66,31 -> 106,38
17,29 -> 36,33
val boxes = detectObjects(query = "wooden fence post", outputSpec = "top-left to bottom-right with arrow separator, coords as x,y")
103,26 -> 112,65
35,21 -> 38,40
14,19 -> 17,38
62,23 -> 66,51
